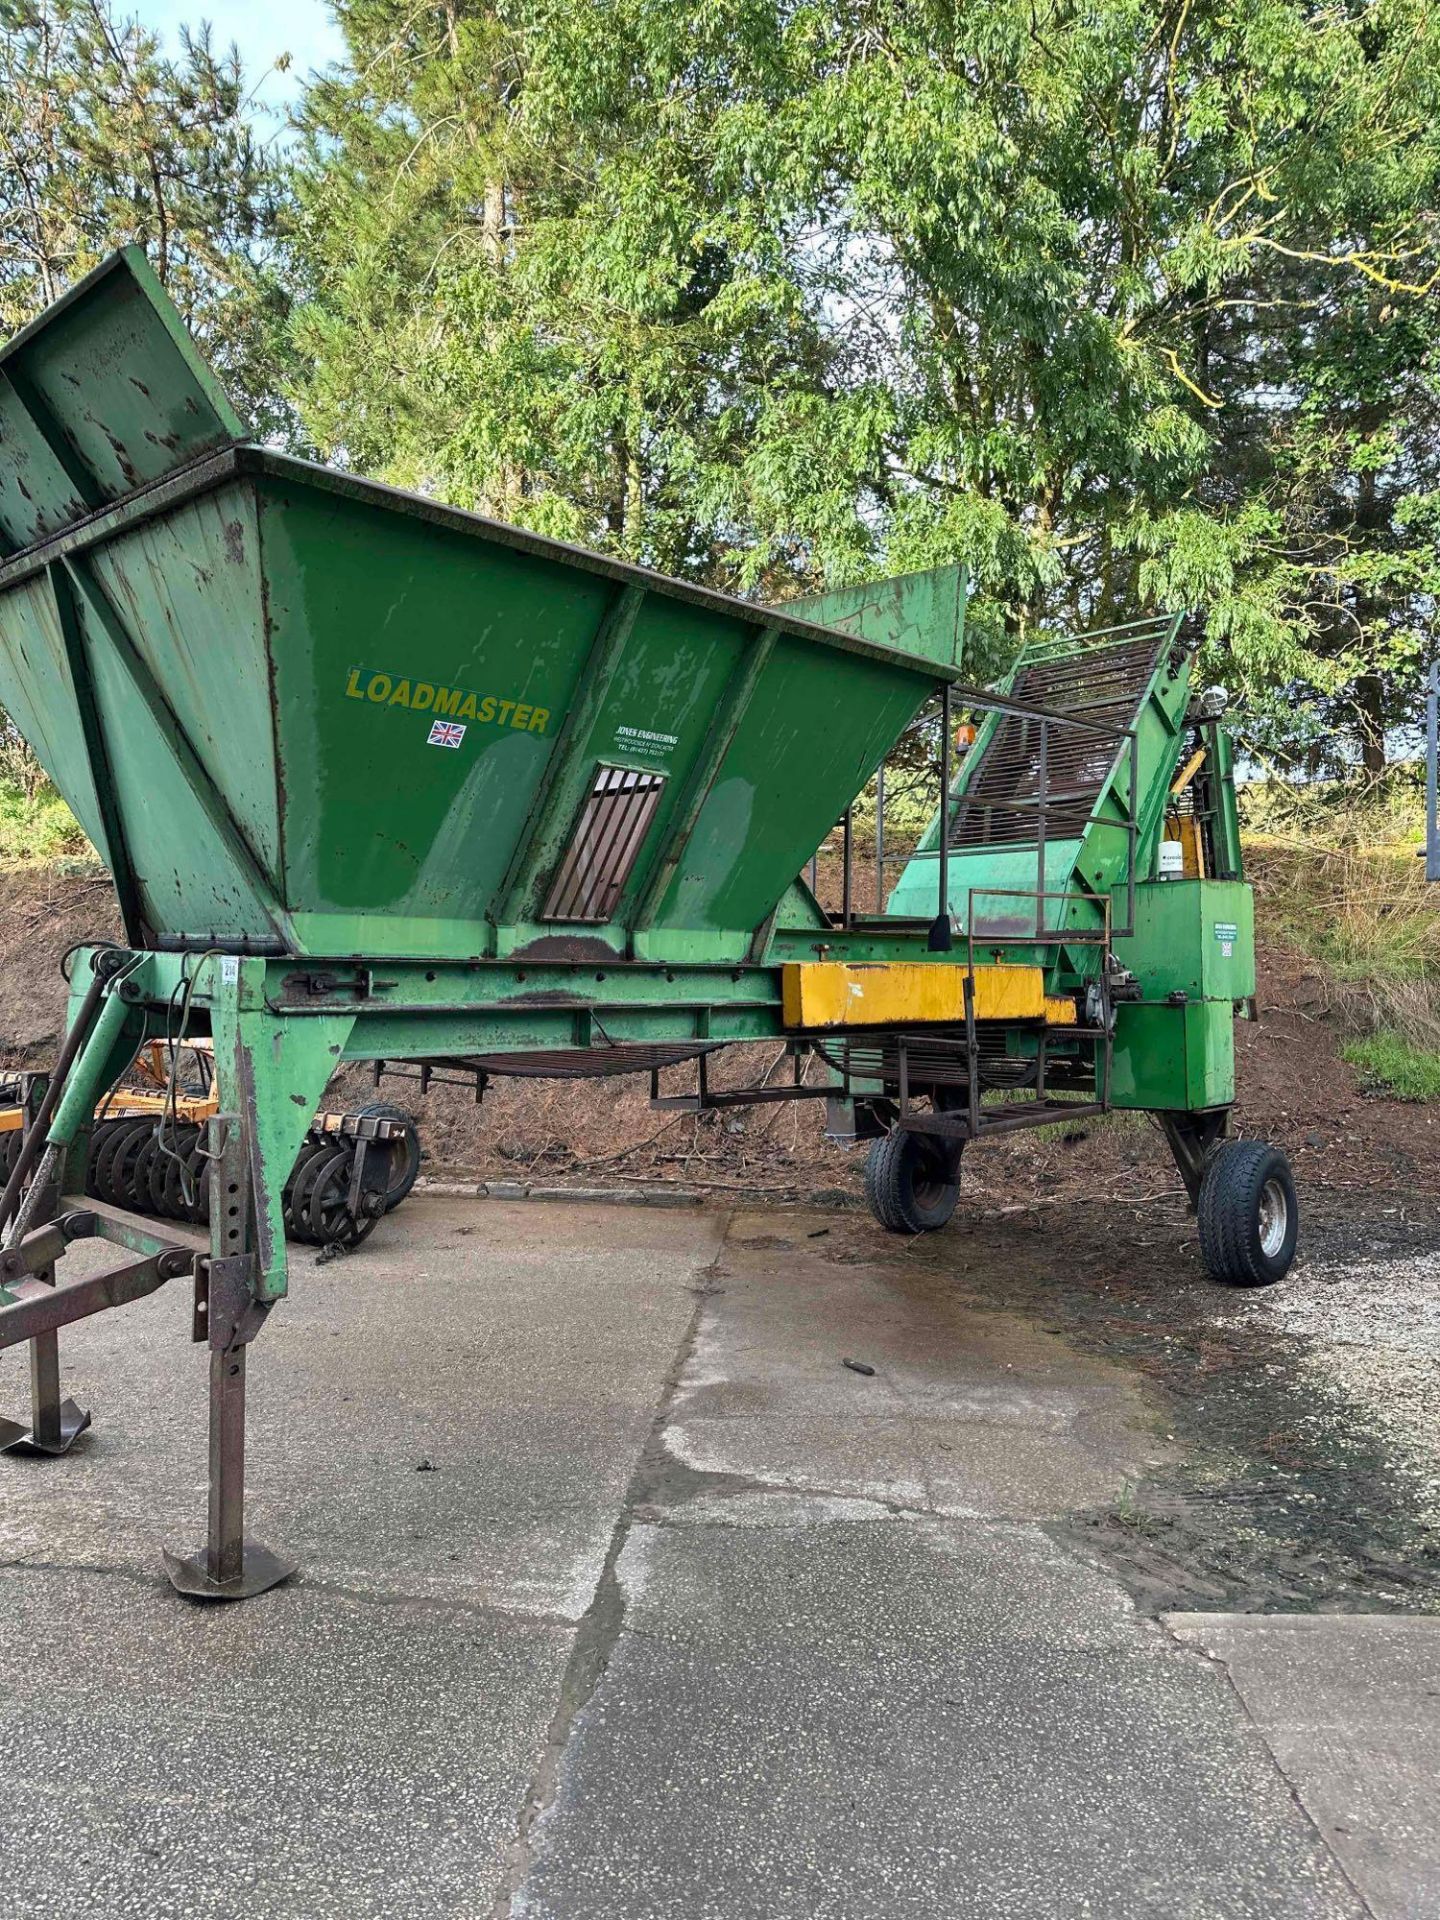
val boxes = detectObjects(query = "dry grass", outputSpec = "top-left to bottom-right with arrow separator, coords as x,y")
1245,774 -> 1440,1084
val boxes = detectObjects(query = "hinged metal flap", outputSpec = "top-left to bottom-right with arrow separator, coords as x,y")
0,246 -> 244,558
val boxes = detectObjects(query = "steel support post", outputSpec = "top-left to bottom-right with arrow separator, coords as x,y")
162,1109 -> 295,1601
1035,720 -> 1049,938
0,1074 -> 91,1455
930,683 -> 954,950
875,761 -> 886,913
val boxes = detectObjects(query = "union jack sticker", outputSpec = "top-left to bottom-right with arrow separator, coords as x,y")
427,720 -> 466,748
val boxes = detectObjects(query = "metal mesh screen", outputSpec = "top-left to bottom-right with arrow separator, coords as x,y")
542,765 -> 666,922
949,624 -> 1170,849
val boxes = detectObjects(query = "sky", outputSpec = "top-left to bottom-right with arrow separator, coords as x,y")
128,0 -> 348,131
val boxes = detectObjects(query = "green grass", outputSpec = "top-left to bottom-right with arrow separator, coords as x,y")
1242,772 -> 1440,1103
1341,1030 -> 1440,1102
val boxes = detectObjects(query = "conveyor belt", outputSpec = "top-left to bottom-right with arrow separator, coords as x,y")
948,621 -> 1173,849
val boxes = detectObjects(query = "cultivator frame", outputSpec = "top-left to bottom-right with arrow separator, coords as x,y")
0,247 -> 1295,1601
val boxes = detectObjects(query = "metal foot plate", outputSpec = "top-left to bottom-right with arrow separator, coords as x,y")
0,1397 -> 91,1456
161,1539 -> 297,1602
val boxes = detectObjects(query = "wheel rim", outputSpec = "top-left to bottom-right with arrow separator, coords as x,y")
1258,1177 -> 1289,1258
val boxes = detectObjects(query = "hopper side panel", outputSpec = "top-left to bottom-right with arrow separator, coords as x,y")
0,572 -> 108,853
69,572 -> 283,943
541,596 -> 760,929
0,247 -> 241,537
650,643 -> 927,936
0,375 -> 92,553
261,482 -> 612,933
85,484 -> 279,881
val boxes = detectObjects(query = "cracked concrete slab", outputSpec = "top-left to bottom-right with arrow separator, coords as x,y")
0,1197 -> 1431,1919
0,1562 -> 571,1920
514,1519 -> 1364,1920
1167,1613 -> 1440,1919
0,1199 -> 719,1612
0,1199 -> 721,1920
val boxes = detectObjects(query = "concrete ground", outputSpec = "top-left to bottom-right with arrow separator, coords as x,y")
0,1196 -> 1435,1919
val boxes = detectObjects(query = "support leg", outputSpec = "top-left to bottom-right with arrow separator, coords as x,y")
0,1078 -> 90,1456
1159,1108 -> 1230,1208
162,1112 -> 295,1601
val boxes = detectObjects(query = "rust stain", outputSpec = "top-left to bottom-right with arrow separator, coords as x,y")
499,988 -> 587,1007
508,933 -> 618,963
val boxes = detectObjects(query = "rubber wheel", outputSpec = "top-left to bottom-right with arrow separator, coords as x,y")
864,1129 -> 961,1235
1197,1140 -> 1298,1286
356,1101 -> 421,1211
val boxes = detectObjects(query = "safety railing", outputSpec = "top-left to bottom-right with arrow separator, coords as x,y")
804,675 -> 1142,944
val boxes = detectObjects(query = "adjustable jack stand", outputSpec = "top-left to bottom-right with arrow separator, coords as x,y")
0,1077 -> 90,1457
162,1114 -> 295,1602
0,1330 -> 92,1457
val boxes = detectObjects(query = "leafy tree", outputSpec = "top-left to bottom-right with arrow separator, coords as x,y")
0,0 -> 291,435
287,0 -> 1440,762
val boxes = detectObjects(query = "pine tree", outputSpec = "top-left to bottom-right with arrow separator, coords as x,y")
0,0 -> 290,436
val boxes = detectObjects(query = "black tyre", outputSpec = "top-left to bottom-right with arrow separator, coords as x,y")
1197,1139 -> 1298,1287
356,1101 -> 421,1212
864,1129 -> 960,1235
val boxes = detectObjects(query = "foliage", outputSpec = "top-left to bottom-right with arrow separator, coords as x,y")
286,0 -> 1440,733
0,0 -> 292,435
1341,1030 -> 1440,1101
1247,776 -> 1440,1088
0,771 -> 90,865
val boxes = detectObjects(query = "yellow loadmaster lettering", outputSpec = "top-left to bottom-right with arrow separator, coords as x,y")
345,667 -> 549,734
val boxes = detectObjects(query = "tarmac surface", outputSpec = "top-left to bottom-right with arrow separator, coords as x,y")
0,1195 -> 1435,1918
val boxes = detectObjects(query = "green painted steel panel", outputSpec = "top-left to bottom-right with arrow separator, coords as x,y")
0,446 -> 953,957
1108,999 -> 1235,1111
649,641 -> 926,949
779,565 -> 967,670
261,477 -> 610,935
0,570 -> 108,852
0,377 -> 90,555
86,483 -> 279,880
70,564 -> 280,942
888,839 -> 1088,930
1112,879 -> 1255,1002
0,246 -> 241,554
